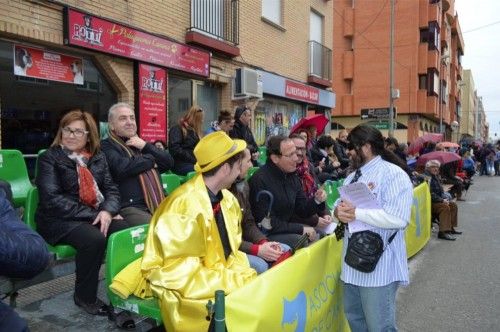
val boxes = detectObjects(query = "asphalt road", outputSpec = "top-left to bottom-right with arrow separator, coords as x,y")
397,176 -> 500,331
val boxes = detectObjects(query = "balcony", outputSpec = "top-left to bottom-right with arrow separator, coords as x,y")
185,0 -> 240,57
308,41 -> 332,88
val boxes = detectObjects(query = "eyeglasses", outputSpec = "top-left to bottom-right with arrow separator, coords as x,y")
62,127 -> 89,138
280,151 -> 297,158
295,146 -> 306,151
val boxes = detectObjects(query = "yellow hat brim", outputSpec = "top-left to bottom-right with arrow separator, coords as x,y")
194,139 -> 247,173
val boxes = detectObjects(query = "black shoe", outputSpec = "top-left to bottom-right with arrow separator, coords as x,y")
74,294 -> 109,316
438,232 -> 456,241
447,229 -> 462,235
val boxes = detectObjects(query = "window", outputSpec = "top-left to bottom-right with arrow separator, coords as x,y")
427,68 -> 439,96
428,21 -> 440,50
168,76 -> 192,131
262,0 -> 282,25
418,74 -> 427,90
310,10 -> 323,43
419,28 -> 429,43
440,80 -> 448,104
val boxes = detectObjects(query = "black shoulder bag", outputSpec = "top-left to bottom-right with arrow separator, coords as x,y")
344,230 -> 398,273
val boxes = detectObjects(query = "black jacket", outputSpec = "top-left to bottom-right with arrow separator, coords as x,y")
35,146 -> 121,244
249,161 -> 325,235
426,171 -> 445,203
168,125 -> 199,175
333,139 -> 350,168
101,138 -> 173,210
229,121 -> 258,154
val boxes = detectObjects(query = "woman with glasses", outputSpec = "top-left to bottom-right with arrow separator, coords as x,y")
168,106 -> 204,175
35,110 -> 136,316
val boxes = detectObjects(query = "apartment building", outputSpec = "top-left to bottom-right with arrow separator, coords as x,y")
0,0 -> 334,155
332,0 -> 464,143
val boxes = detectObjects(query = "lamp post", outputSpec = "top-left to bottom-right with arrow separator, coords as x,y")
439,55 -> 450,137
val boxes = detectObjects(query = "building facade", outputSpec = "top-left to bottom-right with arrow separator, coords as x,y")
331,0 -> 464,143
0,0 -> 334,166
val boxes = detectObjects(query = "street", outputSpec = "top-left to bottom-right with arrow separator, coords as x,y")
398,176 -> 500,331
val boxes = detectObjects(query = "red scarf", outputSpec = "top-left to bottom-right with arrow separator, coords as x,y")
296,157 -> 317,199
65,148 -> 103,208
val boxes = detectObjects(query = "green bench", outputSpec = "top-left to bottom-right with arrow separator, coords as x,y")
105,225 -> 162,325
0,149 -> 34,207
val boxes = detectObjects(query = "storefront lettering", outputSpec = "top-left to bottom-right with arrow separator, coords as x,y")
285,80 -> 320,103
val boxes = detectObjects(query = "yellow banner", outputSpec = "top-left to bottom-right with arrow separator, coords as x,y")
226,184 -> 431,331
405,182 -> 431,258
226,236 -> 350,332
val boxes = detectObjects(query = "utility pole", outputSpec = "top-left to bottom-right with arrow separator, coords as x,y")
388,0 -> 395,137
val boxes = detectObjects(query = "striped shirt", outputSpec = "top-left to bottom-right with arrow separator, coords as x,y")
340,156 -> 413,287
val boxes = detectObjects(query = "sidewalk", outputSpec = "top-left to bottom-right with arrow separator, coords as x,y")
13,264 -> 157,331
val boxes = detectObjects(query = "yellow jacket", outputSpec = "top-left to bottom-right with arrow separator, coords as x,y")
110,258 -> 152,300
141,174 -> 256,332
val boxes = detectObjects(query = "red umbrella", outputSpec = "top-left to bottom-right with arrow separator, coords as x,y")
290,114 -> 329,136
408,133 -> 443,155
438,141 -> 460,149
416,151 -> 461,166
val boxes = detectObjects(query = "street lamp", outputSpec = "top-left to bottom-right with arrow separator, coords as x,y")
439,55 -> 450,136
451,120 -> 459,144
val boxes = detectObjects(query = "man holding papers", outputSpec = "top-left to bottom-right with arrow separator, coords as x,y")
333,125 -> 413,332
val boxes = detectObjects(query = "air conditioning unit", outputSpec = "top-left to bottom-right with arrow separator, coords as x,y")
233,67 -> 263,99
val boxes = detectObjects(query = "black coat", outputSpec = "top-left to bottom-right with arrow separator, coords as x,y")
101,138 -> 173,210
35,146 -> 121,245
249,161 -> 325,235
333,139 -> 350,168
168,125 -> 199,175
229,121 -> 258,154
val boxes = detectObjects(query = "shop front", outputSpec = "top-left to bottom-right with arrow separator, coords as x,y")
0,6 -> 214,175
253,71 -> 335,145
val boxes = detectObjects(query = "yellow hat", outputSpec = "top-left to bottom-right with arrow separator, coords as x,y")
194,131 -> 247,173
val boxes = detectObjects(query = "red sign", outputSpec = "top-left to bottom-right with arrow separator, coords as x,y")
64,8 -> 210,77
285,80 -> 320,104
13,44 -> 84,84
138,63 -> 167,143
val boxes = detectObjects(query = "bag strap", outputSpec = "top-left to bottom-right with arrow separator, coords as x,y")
384,231 -> 398,250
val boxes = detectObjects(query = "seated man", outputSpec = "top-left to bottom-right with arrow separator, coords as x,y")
230,148 -> 290,274
101,103 -> 174,225
249,135 -> 327,249
290,134 -> 333,234
425,160 -> 462,241
0,188 -> 50,331
141,132 -> 256,332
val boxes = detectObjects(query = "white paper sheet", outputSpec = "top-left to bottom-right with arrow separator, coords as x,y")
338,182 -> 381,233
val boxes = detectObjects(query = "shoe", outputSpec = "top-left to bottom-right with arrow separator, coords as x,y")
438,232 -> 456,241
74,294 -> 109,316
457,198 -> 466,201
447,229 -> 462,235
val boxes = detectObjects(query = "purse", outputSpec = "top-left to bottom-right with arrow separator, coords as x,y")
344,230 -> 398,273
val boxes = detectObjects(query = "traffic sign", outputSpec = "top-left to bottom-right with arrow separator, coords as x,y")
360,107 -> 397,120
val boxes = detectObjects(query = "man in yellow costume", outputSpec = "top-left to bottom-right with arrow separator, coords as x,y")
141,131 -> 257,332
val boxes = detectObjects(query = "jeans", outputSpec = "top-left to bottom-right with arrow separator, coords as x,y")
0,300 -> 29,332
246,243 -> 291,274
343,281 -> 399,332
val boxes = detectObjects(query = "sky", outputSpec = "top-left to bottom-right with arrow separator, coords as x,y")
455,0 -> 500,140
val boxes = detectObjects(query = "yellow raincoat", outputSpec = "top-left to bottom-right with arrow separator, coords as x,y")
141,174 -> 256,332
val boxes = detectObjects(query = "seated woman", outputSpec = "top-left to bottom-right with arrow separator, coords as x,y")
309,135 -> 342,183
168,106 -> 204,175
35,110 -> 137,316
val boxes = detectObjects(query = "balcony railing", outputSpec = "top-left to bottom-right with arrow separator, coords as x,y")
309,41 -> 332,82
189,0 -> 239,45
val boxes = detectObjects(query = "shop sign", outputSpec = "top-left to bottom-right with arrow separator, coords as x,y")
13,44 -> 84,84
64,8 -> 210,77
137,63 -> 167,143
285,80 -> 320,104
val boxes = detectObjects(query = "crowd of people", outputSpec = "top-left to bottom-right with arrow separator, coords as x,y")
2,102 -> 498,331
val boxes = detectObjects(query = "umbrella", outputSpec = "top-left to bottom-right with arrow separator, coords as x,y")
416,151 -> 461,166
256,190 -> 274,230
438,141 -> 460,149
408,133 -> 443,155
290,114 -> 329,136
